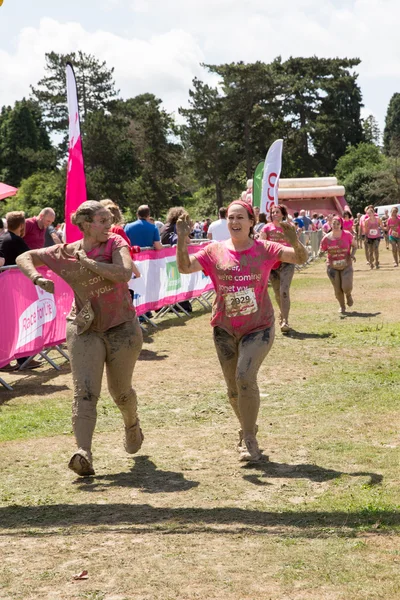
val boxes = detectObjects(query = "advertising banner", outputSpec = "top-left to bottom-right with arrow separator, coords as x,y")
0,245 -> 213,368
260,139 -> 283,213
65,63 -> 86,243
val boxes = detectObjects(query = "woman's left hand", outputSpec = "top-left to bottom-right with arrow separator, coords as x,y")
75,249 -> 88,263
280,221 -> 298,245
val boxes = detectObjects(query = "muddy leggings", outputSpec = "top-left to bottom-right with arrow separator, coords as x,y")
366,238 -> 380,267
327,264 -> 353,311
390,236 -> 400,265
66,318 -> 143,455
213,325 -> 275,437
269,263 -> 295,323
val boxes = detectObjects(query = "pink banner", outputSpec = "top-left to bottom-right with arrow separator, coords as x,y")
65,63 -> 86,243
0,245 -> 214,368
0,268 -> 73,369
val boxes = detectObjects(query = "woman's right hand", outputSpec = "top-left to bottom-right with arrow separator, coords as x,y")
35,277 -> 55,294
176,213 -> 192,238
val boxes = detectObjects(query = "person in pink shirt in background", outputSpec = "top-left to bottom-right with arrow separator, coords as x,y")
322,214 -> 333,234
176,200 -> 307,463
359,205 -> 373,265
260,204 -> 295,333
24,208 -> 55,250
320,215 -> 357,315
387,206 -> 400,267
364,207 -> 383,269
342,210 -> 354,235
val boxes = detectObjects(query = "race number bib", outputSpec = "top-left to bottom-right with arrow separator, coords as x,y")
225,288 -> 258,317
369,229 -> 378,236
332,259 -> 347,269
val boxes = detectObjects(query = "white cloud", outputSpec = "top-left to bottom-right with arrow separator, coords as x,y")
1,0 -> 400,130
0,17 -> 206,116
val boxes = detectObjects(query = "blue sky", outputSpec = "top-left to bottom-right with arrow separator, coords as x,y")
1,0 -> 399,135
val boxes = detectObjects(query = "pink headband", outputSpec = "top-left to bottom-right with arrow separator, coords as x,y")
228,200 -> 255,218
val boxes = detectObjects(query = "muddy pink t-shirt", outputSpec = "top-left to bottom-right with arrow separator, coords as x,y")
388,216 -> 400,238
365,217 -> 381,239
262,222 -> 291,270
194,239 -> 283,338
342,219 -> 354,233
320,230 -> 353,270
37,233 -> 135,332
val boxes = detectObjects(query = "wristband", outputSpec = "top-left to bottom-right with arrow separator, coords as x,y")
32,274 -> 42,285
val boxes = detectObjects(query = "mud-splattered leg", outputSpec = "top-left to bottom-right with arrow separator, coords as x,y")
327,266 -> 346,312
269,269 -> 281,321
373,239 -> 380,267
105,319 -> 143,429
279,263 -> 295,324
66,322 -> 105,456
213,327 -> 241,425
236,326 -> 275,438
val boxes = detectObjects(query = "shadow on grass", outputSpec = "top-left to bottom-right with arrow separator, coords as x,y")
138,349 -> 168,361
286,330 -> 334,340
241,461 -> 383,487
0,366 -> 70,405
73,455 -> 199,494
345,312 -> 381,318
0,503 -> 397,536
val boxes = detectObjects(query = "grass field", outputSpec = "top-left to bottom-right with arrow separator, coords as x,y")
1,250 -> 400,600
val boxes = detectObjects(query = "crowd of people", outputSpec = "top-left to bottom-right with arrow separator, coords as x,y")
0,197 -> 397,475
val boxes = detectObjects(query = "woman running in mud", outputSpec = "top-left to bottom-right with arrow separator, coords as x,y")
319,215 -> 357,314
16,201 -> 143,477
176,200 -> 307,462
387,206 -> 400,267
259,204 -> 295,333
364,207 -> 383,269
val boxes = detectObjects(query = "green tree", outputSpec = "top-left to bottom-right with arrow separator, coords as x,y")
0,99 -> 56,187
274,56 -> 363,175
335,142 -> 385,182
383,93 -> 400,156
83,108 -> 138,207
204,61 -> 282,179
31,51 -> 119,139
1,170 -> 65,221
179,79 -> 238,209
121,94 -> 183,217
362,115 -> 381,146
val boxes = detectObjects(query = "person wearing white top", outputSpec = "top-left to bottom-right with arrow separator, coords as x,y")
207,207 -> 230,241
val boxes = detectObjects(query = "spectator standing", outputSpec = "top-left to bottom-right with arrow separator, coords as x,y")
24,208 -> 55,250
293,212 -> 305,232
207,207 -> 230,241
202,218 -> 211,239
124,205 -> 163,250
299,210 -> 311,231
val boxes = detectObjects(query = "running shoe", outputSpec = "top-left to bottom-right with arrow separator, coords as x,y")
370,264 -> 374,269
376,263 -> 380,269
68,450 -> 95,477
394,263 -> 399,267
239,435 -> 262,462
346,294 -> 354,307
124,419 -> 144,454
280,322 -> 291,333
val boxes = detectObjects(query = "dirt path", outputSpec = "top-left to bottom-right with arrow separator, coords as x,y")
1,252 -> 400,599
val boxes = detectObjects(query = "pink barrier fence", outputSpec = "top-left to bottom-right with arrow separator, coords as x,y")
0,245 -> 214,369
0,267 -> 73,369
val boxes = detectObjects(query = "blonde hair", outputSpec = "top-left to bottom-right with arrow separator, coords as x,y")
71,201 -> 106,232
99,199 -> 124,226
